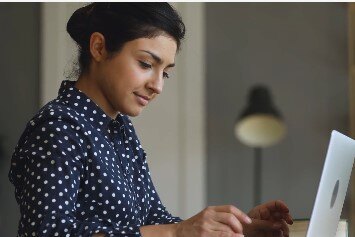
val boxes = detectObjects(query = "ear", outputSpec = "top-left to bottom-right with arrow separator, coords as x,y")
89,32 -> 107,62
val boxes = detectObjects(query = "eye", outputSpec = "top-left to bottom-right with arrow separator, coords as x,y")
139,60 -> 170,79
163,72 -> 170,79
139,61 -> 152,69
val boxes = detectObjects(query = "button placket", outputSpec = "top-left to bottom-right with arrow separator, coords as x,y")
111,121 -> 140,215
109,121 -> 125,169
119,123 -> 142,218
110,123 -> 140,220
119,125 -> 132,179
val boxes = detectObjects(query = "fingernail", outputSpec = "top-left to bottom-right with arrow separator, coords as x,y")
245,216 -> 252,224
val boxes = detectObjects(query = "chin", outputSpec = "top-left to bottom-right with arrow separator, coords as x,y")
122,108 -> 142,117
127,112 -> 140,117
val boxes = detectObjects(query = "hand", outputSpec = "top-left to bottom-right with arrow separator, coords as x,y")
175,205 -> 253,237
243,200 -> 293,237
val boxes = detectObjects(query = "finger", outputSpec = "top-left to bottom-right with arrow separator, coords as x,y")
251,219 -> 283,232
255,212 -> 261,219
274,200 -> 289,213
285,213 -> 293,225
209,220 -> 237,233
213,212 -> 244,233
252,208 -> 261,219
272,211 -> 293,225
270,211 -> 293,225
260,207 -> 271,219
213,205 -> 252,224
271,212 -> 283,220
197,218 -> 235,233
280,220 -> 289,237
264,200 -> 290,214
271,221 -> 289,237
272,229 -> 283,237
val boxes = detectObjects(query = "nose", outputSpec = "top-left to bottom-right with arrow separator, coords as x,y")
147,73 -> 164,95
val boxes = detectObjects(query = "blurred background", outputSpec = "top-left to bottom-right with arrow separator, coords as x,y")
0,2 -> 354,237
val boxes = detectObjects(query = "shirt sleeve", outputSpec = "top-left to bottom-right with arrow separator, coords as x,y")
142,151 -> 183,225
9,117 -> 142,237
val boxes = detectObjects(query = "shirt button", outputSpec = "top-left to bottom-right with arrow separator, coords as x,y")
125,169 -> 130,175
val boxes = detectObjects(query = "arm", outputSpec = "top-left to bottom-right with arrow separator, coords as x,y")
142,206 -> 251,237
140,223 -> 178,237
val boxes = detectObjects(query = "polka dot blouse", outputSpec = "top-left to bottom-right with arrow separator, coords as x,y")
9,80 -> 182,237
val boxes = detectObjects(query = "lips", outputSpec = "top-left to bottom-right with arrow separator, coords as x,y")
134,93 -> 151,106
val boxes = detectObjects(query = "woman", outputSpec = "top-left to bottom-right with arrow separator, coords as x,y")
9,3 -> 293,237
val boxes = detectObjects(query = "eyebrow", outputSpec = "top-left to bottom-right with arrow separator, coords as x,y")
139,50 -> 175,68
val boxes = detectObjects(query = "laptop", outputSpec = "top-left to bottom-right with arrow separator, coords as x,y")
306,130 -> 355,237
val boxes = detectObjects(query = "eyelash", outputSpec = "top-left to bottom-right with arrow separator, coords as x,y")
139,61 -> 170,79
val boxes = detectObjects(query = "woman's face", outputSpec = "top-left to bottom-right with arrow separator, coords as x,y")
95,35 -> 177,117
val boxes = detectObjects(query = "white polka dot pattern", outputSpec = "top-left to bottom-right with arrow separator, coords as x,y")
9,80 -> 182,237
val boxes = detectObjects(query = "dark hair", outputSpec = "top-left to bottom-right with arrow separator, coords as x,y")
67,3 -> 186,76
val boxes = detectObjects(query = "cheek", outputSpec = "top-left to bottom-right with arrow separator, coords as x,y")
104,60 -> 150,94
124,66 -> 150,88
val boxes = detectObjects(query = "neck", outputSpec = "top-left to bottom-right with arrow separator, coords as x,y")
75,74 -> 119,120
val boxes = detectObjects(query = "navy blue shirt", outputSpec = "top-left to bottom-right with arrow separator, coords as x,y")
9,80 -> 181,237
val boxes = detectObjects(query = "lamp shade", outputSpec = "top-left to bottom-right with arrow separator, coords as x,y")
235,85 -> 286,148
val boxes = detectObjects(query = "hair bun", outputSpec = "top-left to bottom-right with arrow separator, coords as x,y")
66,4 -> 94,47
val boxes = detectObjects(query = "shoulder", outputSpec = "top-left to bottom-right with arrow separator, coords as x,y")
16,100 -> 86,150
29,98 -> 92,132
36,99 -> 85,125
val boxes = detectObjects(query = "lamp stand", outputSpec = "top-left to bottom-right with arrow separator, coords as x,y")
254,147 -> 262,206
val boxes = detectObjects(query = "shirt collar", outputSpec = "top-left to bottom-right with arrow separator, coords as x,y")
57,80 -> 124,132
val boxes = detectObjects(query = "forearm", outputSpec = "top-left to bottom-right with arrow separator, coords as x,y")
140,223 -> 178,237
